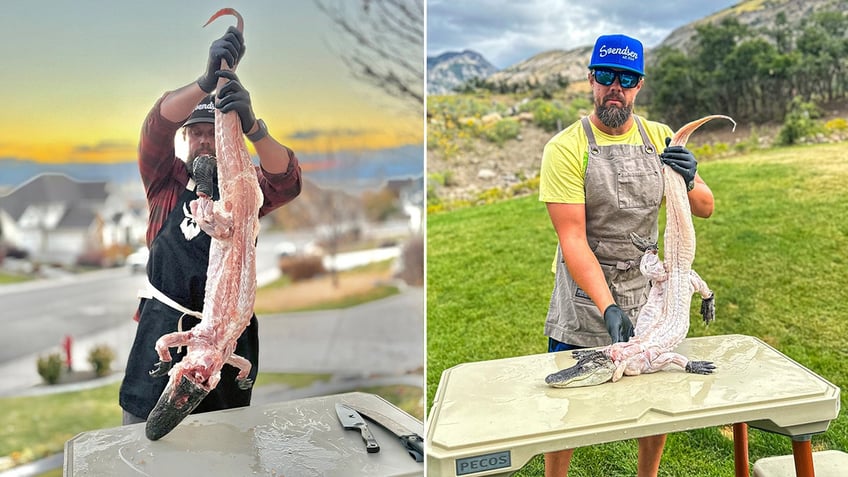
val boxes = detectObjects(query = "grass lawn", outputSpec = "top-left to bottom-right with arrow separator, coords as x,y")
254,259 -> 400,313
427,142 -> 848,476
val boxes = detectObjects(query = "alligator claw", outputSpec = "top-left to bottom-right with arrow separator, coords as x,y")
630,232 -> 658,253
149,360 -> 173,378
236,377 -> 254,390
685,360 -> 716,375
700,293 -> 715,325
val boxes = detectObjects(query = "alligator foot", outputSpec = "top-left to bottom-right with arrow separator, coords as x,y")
700,293 -> 715,325
546,350 -> 615,388
685,360 -> 716,375
149,360 -> 173,378
629,232 -> 658,253
236,377 -> 254,390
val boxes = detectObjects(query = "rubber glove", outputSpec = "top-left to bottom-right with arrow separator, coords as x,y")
661,137 -> 698,190
603,304 -> 634,343
215,70 -> 256,134
197,26 -> 246,93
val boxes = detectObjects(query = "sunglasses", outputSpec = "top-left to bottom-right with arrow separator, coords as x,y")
593,68 -> 641,88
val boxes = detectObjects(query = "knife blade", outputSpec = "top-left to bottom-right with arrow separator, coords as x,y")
344,404 -> 424,462
335,403 -> 380,453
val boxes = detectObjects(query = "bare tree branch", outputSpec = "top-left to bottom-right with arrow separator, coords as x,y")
314,0 -> 424,111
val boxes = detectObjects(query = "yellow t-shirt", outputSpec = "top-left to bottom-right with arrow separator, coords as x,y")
539,116 -> 674,204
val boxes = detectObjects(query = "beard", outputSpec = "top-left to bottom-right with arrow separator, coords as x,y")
596,95 -> 633,129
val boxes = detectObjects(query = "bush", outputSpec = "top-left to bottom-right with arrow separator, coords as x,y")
483,119 -> 521,146
87,344 -> 115,377
279,255 -> 326,281
395,235 -> 424,286
521,98 -> 576,132
777,97 -> 822,146
37,353 -> 63,385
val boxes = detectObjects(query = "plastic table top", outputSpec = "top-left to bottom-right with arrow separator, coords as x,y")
426,334 -> 840,477
64,392 -> 423,477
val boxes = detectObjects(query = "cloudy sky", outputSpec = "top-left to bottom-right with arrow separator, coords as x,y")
428,0 -> 740,69
1,1 -> 422,165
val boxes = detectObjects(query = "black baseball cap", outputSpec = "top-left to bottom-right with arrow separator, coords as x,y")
184,95 -> 215,126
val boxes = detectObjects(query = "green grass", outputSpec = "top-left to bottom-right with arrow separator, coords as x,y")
427,142 -> 848,476
1,373 -> 422,471
0,272 -> 29,284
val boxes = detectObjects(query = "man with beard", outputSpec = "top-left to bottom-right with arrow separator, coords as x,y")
538,34 -> 713,477
119,25 -> 302,425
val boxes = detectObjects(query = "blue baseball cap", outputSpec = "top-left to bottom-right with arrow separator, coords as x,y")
588,34 -> 645,76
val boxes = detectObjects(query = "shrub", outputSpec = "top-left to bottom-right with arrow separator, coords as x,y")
279,255 -> 326,281
87,344 -> 115,377
824,117 -> 848,132
37,353 -> 63,385
395,235 -> 424,286
483,119 -> 521,146
777,97 -> 822,146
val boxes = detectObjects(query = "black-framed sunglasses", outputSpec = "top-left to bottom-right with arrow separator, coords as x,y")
592,68 -> 642,88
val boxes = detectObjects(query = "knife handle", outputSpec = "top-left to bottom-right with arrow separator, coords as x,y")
360,426 -> 380,453
400,434 -> 424,462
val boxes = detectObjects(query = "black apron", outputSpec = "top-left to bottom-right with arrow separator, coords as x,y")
119,181 -> 258,420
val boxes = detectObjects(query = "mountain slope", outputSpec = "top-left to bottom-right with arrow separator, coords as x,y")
427,50 -> 498,95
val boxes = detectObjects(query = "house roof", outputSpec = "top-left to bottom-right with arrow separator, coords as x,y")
0,173 -> 109,221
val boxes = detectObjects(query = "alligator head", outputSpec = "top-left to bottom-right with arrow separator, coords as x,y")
545,350 -> 616,388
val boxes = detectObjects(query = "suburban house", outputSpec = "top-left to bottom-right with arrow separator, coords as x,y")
0,173 -> 147,267
386,176 -> 424,234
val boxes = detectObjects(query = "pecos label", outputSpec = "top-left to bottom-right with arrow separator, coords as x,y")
455,451 -> 511,475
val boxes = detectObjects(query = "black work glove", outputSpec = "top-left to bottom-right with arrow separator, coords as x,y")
197,26 -> 246,93
660,137 -> 697,191
215,70 -> 256,134
603,304 -> 634,343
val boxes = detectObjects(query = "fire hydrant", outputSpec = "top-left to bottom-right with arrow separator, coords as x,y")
62,335 -> 73,371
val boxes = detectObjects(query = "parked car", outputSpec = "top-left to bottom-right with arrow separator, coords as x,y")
126,247 -> 149,274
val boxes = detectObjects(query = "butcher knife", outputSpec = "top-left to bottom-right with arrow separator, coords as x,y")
344,403 -> 424,462
335,403 -> 380,453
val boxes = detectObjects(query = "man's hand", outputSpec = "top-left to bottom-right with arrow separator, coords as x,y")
215,70 -> 256,134
661,137 -> 698,190
197,26 -> 246,93
603,304 -> 634,343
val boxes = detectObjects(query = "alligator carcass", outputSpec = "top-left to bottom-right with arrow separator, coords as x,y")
545,115 -> 735,388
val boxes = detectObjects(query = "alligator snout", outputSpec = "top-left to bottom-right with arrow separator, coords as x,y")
545,351 -> 617,388
145,375 -> 211,440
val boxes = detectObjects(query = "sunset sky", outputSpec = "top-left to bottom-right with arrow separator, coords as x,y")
1,1 -> 423,165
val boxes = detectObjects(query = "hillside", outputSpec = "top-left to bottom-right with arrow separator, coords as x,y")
427,0 -> 848,93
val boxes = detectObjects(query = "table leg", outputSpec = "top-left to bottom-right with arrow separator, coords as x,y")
791,436 -> 815,477
732,423 -> 749,477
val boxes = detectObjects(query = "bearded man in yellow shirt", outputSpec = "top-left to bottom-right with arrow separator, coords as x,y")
539,34 -> 715,477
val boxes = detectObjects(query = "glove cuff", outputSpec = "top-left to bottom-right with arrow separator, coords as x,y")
197,77 -> 215,94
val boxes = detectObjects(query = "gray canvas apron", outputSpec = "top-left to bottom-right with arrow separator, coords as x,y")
545,116 -> 664,347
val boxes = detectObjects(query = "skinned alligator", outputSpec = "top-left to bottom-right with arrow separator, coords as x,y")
145,8 -> 263,440
545,115 -> 736,388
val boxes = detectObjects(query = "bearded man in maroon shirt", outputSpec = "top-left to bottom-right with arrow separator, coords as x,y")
119,25 -> 302,425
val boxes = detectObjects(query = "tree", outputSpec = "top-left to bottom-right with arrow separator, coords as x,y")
314,0 -> 424,112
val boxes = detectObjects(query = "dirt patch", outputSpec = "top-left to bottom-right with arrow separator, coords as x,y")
254,269 -> 396,313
